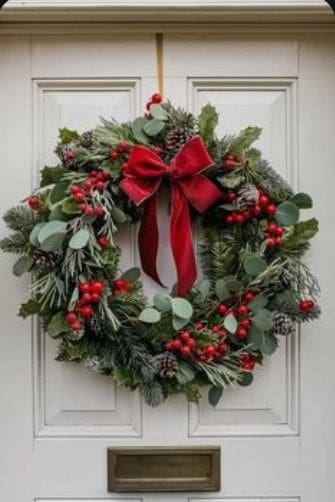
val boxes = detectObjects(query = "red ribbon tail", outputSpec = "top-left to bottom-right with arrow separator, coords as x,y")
170,184 -> 197,296
138,195 -> 165,288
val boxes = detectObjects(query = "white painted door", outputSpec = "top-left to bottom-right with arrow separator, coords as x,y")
0,30 -> 334,502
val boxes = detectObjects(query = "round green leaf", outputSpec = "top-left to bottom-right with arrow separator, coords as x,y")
215,279 -> 230,301
223,313 -> 238,334
62,198 -> 80,215
143,118 -> 165,137
243,254 -> 267,276
275,201 -> 300,226
121,267 -> 141,283
249,294 -> 269,312
69,229 -> 90,250
171,298 -> 193,320
290,192 -> 313,209
261,333 -> 278,355
13,256 -> 33,277
38,220 -> 67,244
40,233 -> 65,251
29,222 -> 45,246
208,386 -> 223,407
194,279 -> 211,298
150,104 -> 169,121
49,204 -> 67,221
111,206 -> 127,224
132,117 -> 149,144
252,308 -> 273,331
239,372 -> 254,387
139,307 -> 161,323
172,315 -> 190,331
154,293 -> 172,312
47,312 -> 69,338
248,325 -> 264,350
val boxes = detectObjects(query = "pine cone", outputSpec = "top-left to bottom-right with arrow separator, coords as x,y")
68,328 -> 85,341
164,126 -> 194,154
272,311 -> 295,336
236,183 -> 259,211
84,356 -> 102,373
32,249 -> 60,272
80,131 -> 93,149
154,352 -> 179,378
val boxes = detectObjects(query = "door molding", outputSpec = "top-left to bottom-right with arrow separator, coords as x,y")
0,0 -> 334,23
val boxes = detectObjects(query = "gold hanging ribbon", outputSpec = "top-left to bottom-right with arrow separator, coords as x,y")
155,33 -> 164,98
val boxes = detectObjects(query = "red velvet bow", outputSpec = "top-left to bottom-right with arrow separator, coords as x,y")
120,136 -> 222,295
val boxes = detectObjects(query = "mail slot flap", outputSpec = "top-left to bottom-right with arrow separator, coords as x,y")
107,447 -> 220,492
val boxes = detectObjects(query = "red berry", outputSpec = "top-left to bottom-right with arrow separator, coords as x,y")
79,283 -> 91,294
90,292 -> 101,303
187,338 -> 197,349
122,162 -> 129,170
252,205 -> 261,216
70,185 -> 81,194
265,204 -> 277,216
227,191 -> 237,202
243,291 -> 254,303
243,210 -> 252,220
179,331 -> 191,344
240,353 -> 256,371
165,341 -> 173,351
258,194 -> 269,207
211,325 -> 220,333
218,342 -> 229,355
226,214 -> 234,224
275,226 -> 284,237
195,322 -> 205,330
151,93 -> 162,104
118,142 -> 128,152
205,345 -> 216,357
66,312 -> 77,324
237,304 -> 248,316
113,279 -> 129,293
180,345 -> 191,357
80,305 -> 93,318
274,237 -> 283,246
299,299 -> 315,312
71,321 -> 81,331
91,280 -> 104,294
267,223 -> 277,234
95,181 -> 105,191
217,329 -> 228,339
82,292 -> 92,304
78,203 -> 86,212
28,196 -> 40,210
84,205 -> 94,215
64,150 -> 75,161
240,318 -> 251,328
83,180 -> 94,191
109,150 -> 119,161
234,213 -> 245,225
171,339 -> 182,351
236,327 -> 248,340
217,303 -> 228,316
266,237 -> 276,247
73,192 -> 85,202
97,236 -> 109,247
95,207 -> 105,217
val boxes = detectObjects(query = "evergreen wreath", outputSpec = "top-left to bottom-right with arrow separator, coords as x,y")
0,93 -> 320,407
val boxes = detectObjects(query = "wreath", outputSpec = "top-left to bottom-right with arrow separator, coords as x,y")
0,94 -> 320,407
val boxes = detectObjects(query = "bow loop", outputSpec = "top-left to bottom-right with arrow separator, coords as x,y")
120,136 -> 222,295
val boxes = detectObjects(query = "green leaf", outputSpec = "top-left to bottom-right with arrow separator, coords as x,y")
215,279 -> 230,301
13,256 -> 33,277
239,372 -> 254,387
29,222 -> 45,246
208,386 -> 223,406
197,103 -> 219,147
150,104 -> 169,121
121,267 -> 141,282
111,206 -> 127,224
249,294 -> 269,312
172,315 -> 190,331
50,180 -> 71,204
290,192 -> 313,209
19,299 -> 41,319
62,198 -> 79,215
261,333 -> 278,355
153,293 -> 172,312
132,117 -> 150,144
275,201 -> 300,226
69,229 -> 90,250
283,218 -> 319,249
223,313 -> 238,334
38,220 -> 67,244
248,325 -> 277,354
40,233 -> 65,252
58,127 -> 80,144
176,364 -> 195,385
139,307 -> 161,323
68,286 -> 79,311
194,279 -> 211,298
143,118 -> 165,137
229,126 -> 262,154
253,308 -> 273,331
171,298 -> 193,320
217,172 -> 245,189
243,254 -> 267,276
248,325 -> 264,350
47,312 -> 69,338
49,204 -> 67,221
225,276 -> 242,293
40,165 -> 66,187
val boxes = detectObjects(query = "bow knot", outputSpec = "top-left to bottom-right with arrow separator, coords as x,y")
120,136 -> 222,295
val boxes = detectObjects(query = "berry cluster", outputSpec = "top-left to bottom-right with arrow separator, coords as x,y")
264,222 -> 284,248
225,190 -> 278,226
66,280 -> 105,331
113,278 -> 130,294
70,170 -> 110,216
240,353 -> 256,372
299,299 -> 315,312
165,325 -> 230,363
217,291 -> 255,341
108,142 -> 130,169
146,92 -> 162,111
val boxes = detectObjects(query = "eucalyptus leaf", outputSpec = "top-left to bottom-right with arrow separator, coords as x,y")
275,201 -> 300,226
172,315 -> 190,331
253,308 -> 273,331
49,204 -> 67,221
69,229 -> 90,250
143,118 -> 165,137
139,307 -> 161,323
176,364 -> 195,385
171,298 -> 193,320
38,220 -> 67,244
132,117 -> 150,144
194,279 -> 211,298
13,256 -> 33,277
29,222 -> 45,246
153,293 -> 172,313
121,267 -> 141,282
261,333 -> 278,355
215,279 -> 230,301
239,372 -> 254,387
225,276 -> 242,293
290,192 -> 313,209
223,313 -> 238,334
40,233 -> 65,252
208,386 -> 223,406
243,254 -> 267,276
249,294 -> 269,312
248,325 -> 264,350
111,206 -> 127,224
150,104 -> 169,121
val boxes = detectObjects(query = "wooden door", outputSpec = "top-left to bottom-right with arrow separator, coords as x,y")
0,29 -> 334,502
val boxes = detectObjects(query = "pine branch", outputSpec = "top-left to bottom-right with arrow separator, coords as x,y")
3,205 -> 37,232
0,232 -> 29,253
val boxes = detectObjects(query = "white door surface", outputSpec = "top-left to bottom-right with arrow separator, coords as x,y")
0,30 -> 334,502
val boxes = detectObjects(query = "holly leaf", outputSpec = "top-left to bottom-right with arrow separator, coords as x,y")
275,201 -> 300,226
208,386 -> 223,407
139,307 -> 161,323
283,218 -> 319,251
19,299 -> 42,319
197,103 -> 218,147
217,172 -> 245,189
290,192 -> 313,209
40,165 -> 66,187
50,180 -> 71,204
58,127 -> 80,145
62,198 -> 79,215
228,126 -> 262,154
47,312 -> 69,338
